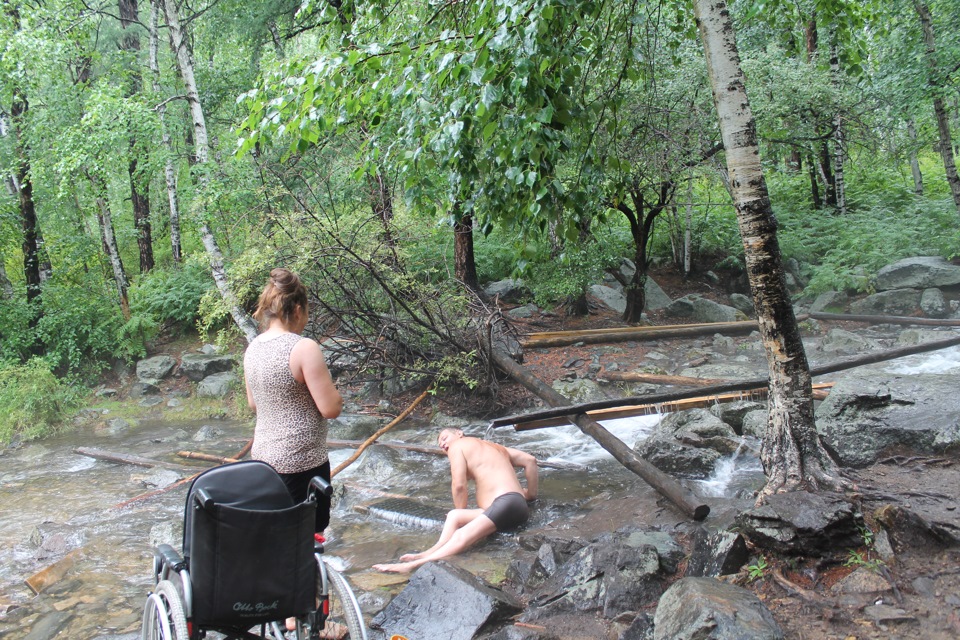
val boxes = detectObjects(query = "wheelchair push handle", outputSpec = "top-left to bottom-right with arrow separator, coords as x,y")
194,487 -> 215,510
309,475 -> 333,498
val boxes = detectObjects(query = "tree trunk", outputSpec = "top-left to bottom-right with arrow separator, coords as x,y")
452,203 -> 480,293
149,0 -> 183,264
807,153 -> 822,208
11,87 -> 43,312
907,119 -> 924,194
829,41 -> 846,214
120,0 -> 154,273
163,0 -> 259,342
694,0 -> 847,499
88,172 -> 131,318
915,0 -> 960,216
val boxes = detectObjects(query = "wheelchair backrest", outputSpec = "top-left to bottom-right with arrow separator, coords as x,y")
183,461 -> 317,626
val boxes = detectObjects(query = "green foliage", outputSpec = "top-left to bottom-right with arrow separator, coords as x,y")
34,273 -> 130,376
843,526 -> 885,572
0,295 -> 40,362
0,358 -> 84,444
746,555 -> 769,582
526,241 -> 621,308
129,262 -> 214,330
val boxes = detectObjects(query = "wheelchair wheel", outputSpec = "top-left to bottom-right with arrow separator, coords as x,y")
141,579 -> 189,640
316,560 -> 367,640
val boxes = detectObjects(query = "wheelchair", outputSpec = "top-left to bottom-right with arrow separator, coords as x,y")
140,460 -> 367,640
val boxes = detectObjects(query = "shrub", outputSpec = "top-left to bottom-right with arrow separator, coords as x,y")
129,261 -> 214,330
0,358 -> 84,444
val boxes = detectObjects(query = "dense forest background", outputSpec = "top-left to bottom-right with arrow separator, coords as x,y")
2,0 -> 960,444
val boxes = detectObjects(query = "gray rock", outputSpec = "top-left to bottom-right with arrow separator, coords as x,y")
710,400 -> 767,436
809,290 -> 849,313
741,410 -> 769,439
129,381 -> 160,399
665,294 -> 741,323
621,530 -> 685,574
653,577 -> 783,640
95,388 -> 118,398
817,328 -> 880,355
483,278 -> 527,303
816,372 -> 960,467
895,328 -> 951,346
507,303 -> 539,319
830,567 -> 893,596
103,417 -> 132,435
149,521 -> 182,548
528,535 -> 662,619
735,491 -> 862,555
132,468 -> 181,489
179,353 -> 235,382
552,378 -> 607,404
849,288 -> 922,316
635,409 -> 740,478
136,355 -> 177,382
197,371 -> 237,398
920,287 -> 947,318
729,292 -> 755,316
192,425 -> 225,442
23,612 -> 73,640
329,413 -> 388,440
685,530 -> 750,577
590,284 -> 627,314
138,396 -> 164,407
875,256 -> 960,291
370,561 -> 521,640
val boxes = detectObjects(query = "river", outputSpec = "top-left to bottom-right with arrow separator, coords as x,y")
0,411 -> 764,639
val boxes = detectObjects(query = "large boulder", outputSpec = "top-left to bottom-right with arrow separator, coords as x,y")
179,353 -> 235,382
653,577 -> 784,640
635,409 -> 741,478
848,289 -> 922,316
136,355 -> 176,382
816,371 -> 960,467
665,294 -> 741,323
735,491 -> 863,555
874,256 -> 960,291
370,561 -> 521,640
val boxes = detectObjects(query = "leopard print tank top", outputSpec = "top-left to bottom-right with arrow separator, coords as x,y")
244,332 -> 328,473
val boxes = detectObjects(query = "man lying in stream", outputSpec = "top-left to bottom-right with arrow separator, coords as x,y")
373,428 -> 538,573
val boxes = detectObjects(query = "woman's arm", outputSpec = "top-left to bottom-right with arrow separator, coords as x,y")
290,338 -> 343,418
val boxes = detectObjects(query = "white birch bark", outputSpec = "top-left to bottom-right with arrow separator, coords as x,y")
907,119 -> 924,195
162,0 -> 258,342
694,0 -> 846,498
149,0 -> 182,264
88,173 -> 131,317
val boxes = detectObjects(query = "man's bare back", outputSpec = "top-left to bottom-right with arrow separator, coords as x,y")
446,437 -> 530,509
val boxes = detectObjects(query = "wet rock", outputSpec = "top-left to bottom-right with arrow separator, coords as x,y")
178,353 -> 235,382
23,611 -> 72,640
863,604 -> 918,625
620,529 -> 685,574
329,413 -> 387,440
920,288 -> 948,318
370,561 -> 521,640
139,396 -> 164,407
552,378 -> 607,404
149,521 -> 182,548
710,400 -> 766,436
618,612 -> 654,640
874,256 -> 960,291
712,334 -> 737,355
729,293 -> 754,317
873,504 -> 960,550
817,328 -> 880,355
652,577 -> 783,640
590,284 -> 627,314
816,372 -> 960,466
849,288 -> 922,316
192,425 -> 224,442
132,468 -> 181,489
507,303 -> 538,319
197,371 -> 237,398
526,534 -> 662,619
635,409 -> 740,478
735,491 -> 863,555
136,355 -> 177,382
831,567 -> 893,596
685,530 -> 750,577
741,409 -> 768,439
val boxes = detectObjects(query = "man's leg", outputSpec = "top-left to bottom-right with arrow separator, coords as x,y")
399,508 -> 482,561
373,514 -> 497,573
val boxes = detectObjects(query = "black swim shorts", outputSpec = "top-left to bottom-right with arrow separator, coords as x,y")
483,492 -> 530,531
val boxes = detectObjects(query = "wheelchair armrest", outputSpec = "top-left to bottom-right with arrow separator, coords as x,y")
155,544 -> 185,573
308,475 -> 333,498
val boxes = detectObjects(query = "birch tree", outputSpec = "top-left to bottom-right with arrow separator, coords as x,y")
162,0 -> 258,341
694,0 -> 849,499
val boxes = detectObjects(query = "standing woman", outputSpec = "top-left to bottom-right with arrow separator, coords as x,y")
244,268 -> 343,534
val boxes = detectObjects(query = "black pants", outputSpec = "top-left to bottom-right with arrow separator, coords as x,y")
279,460 -> 331,533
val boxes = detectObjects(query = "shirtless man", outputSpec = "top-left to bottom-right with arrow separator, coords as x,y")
373,428 -> 538,574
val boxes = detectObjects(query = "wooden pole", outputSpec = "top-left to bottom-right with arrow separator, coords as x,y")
492,333 -> 960,428
489,347 -> 710,521
331,387 -> 432,477
74,447 -> 194,471
809,311 -> 960,327
177,451 -> 239,464
599,372 -> 730,386
521,320 -> 760,348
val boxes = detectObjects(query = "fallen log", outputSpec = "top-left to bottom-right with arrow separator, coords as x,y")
489,346 -> 710,521
521,320 -> 760,348
809,311 -> 960,327
25,549 -> 84,595
599,372 -> 730,386
75,447 -> 194,471
492,333 -> 960,428
511,383 -> 834,431
177,451 -> 239,464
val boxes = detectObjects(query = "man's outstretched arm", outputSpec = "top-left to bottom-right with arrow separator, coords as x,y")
448,445 -> 470,509
509,448 -> 538,501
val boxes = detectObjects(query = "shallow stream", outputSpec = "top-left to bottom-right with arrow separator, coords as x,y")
0,410 -> 766,639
